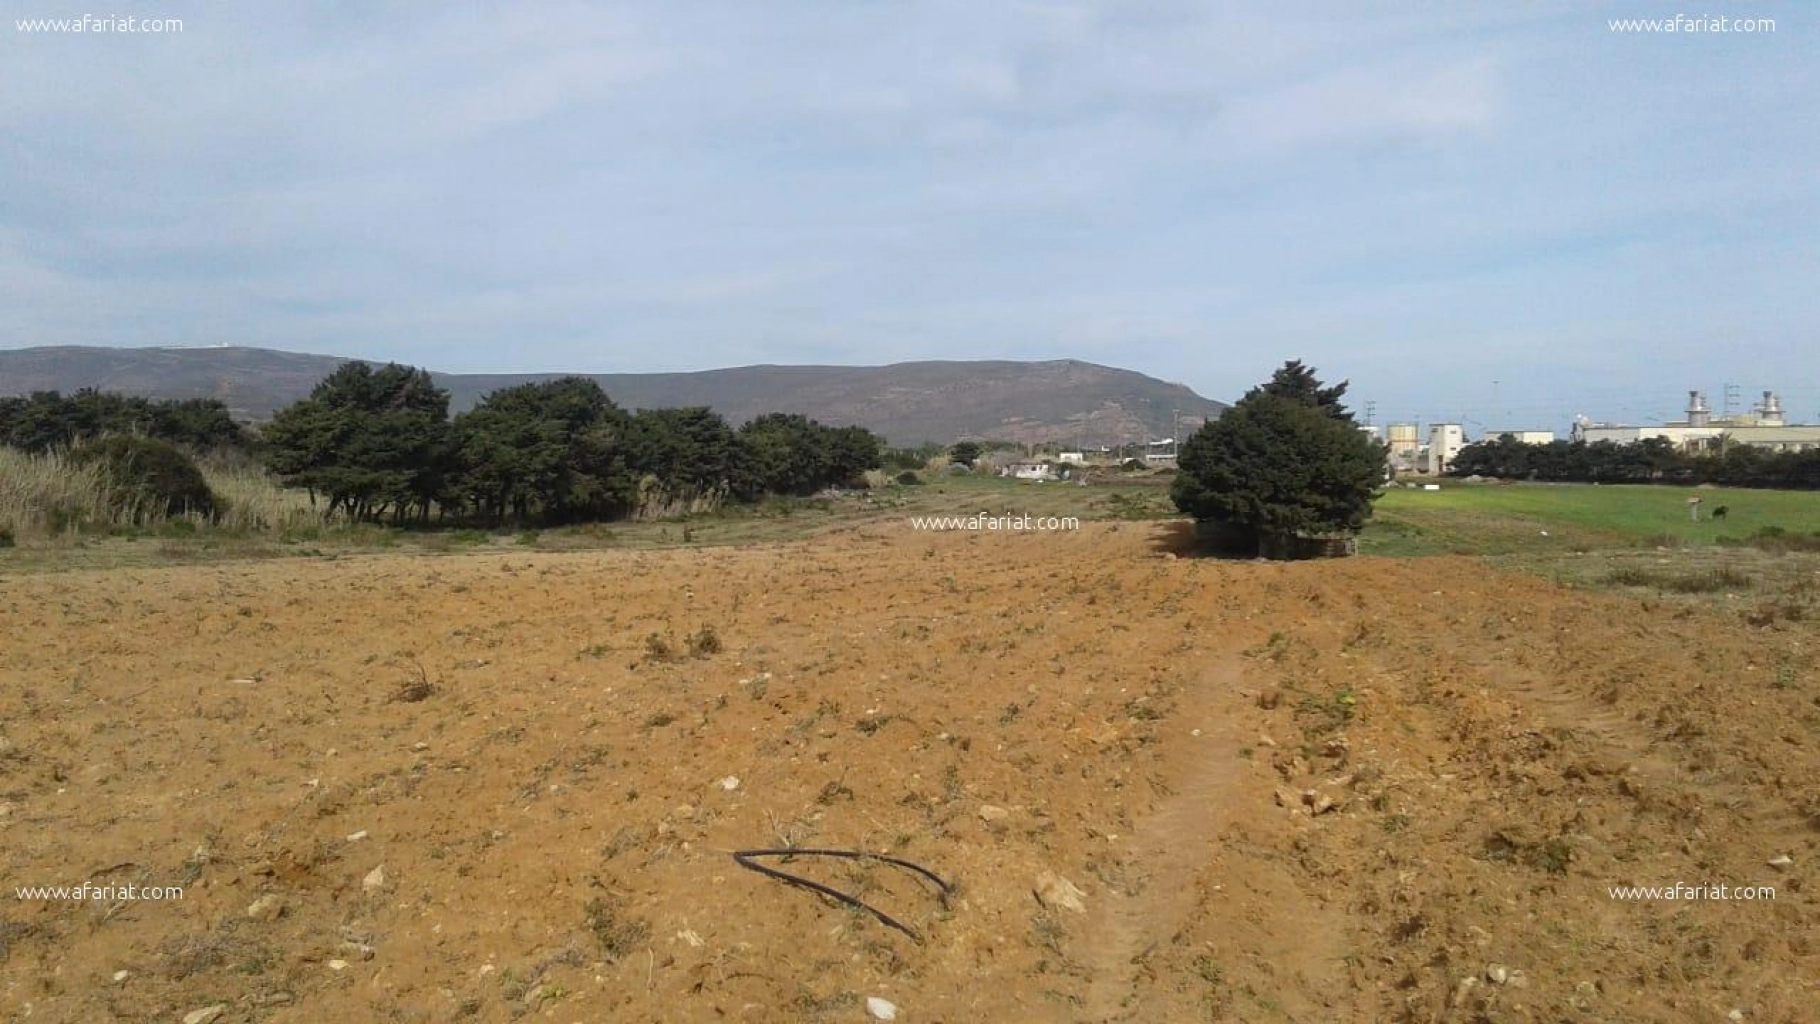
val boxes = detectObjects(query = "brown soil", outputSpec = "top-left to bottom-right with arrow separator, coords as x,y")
1,523 -> 1815,1022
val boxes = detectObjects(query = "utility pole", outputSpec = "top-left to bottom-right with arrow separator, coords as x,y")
1722,383 -> 1741,419
1364,400 -> 1377,426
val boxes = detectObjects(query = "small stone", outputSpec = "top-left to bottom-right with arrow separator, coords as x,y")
978,804 -> 1010,822
1450,976 -> 1479,1008
246,894 -> 285,922
1256,688 -> 1282,710
327,958 -> 349,971
1727,1010 -> 1745,1023
111,970 -> 129,983
345,830 -> 369,842
341,940 -> 376,961
1485,963 -> 1509,985
182,1005 -> 227,1024
1033,871 -> 1087,914
412,741 -> 429,751
674,804 -> 696,820
362,865 -> 387,892
718,776 -> 740,791
1274,788 -> 1302,810
1767,854 -> 1793,870
866,996 -> 899,1021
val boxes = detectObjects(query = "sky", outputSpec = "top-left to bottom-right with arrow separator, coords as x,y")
3,1 -> 1814,433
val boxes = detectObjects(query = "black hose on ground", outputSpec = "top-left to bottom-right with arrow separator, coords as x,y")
731,848 -> 954,941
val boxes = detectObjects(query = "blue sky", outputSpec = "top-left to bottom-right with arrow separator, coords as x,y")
3,2 -> 1813,432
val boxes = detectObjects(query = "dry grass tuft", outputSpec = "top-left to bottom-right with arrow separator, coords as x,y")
0,447 -> 342,540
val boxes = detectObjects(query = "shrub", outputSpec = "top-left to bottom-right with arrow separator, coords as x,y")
896,470 -> 923,486
686,625 -> 722,658
69,435 -> 218,522
643,633 -> 679,663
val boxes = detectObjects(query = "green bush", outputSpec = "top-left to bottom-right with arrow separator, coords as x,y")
896,470 -> 924,486
69,435 -> 219,522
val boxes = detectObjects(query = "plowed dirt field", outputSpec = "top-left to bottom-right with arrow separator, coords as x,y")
3,522 -> 1815,1022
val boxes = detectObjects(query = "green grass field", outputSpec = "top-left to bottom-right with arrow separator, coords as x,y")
1363,482 -> 1820,556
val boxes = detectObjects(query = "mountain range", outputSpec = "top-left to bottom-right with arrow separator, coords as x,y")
0,346 -> 1225,446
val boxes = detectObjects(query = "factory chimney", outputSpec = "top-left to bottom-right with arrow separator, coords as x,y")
1686,390 -> 1711,427
1758,391 -> 1785,426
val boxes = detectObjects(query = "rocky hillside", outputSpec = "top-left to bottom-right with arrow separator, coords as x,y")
0,346 -> 1224,446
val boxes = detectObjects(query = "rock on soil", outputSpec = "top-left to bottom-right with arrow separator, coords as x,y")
1034,871 -> 1088,913
246,894 -> 285,922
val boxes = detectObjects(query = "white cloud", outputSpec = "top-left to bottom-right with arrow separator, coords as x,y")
1214,58 -> 1498,155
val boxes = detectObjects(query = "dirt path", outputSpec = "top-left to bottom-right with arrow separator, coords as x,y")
1079,658 -> 1348,1022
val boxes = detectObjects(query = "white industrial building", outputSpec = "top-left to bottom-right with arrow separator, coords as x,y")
1574,390 -> 1820,452
1480,430 -> 1556,444
1425,423 -> 1465,474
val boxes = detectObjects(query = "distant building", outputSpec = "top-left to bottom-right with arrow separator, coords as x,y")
1426,424 -> 1465,474
1385,423 -> 1422,474
1002,462 -> 1057,481
1057,451 -> 1086,465
1480,430 -> 1556,444
1574,390 -> 1820,452
1144,438 -> 1178,466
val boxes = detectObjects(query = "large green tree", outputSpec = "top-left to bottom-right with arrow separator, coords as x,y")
1172,361 -> 1385,557
626,407 -> 748,502
948,440 -> 983,467
261,363 -> 453,523
452,377 -> 635,524
0,390 -> 246,453
738,413 -> 882,497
